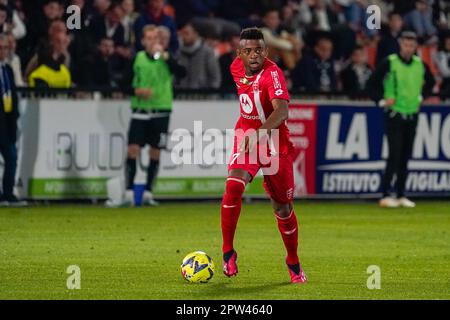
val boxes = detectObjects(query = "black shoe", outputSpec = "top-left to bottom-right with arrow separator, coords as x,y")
5,195 -> 28,207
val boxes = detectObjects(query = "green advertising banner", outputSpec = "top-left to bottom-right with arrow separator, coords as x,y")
28,177 -> 265,198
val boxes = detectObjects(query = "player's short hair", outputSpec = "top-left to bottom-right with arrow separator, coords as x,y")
400,30 -> 418,41
240,27 -> 264,42
157,25 -> 170,36
142,24 -> 158,37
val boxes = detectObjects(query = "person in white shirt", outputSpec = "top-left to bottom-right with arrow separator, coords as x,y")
5,33 -> 23,86
0,1 -> 26,40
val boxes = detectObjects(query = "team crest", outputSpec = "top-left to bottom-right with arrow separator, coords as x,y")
240,77 -> 252,85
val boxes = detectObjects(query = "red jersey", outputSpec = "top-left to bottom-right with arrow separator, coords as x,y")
230,57 -> 293,155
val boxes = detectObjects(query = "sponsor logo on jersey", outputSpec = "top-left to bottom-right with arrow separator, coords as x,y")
275,89 -> 284,96
239,93 -> 253,114
240,113 -> 260,120
271,70 -> 281,89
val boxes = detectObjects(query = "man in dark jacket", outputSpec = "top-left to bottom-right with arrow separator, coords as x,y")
80,37 -> 126,88
175,22 -> 220,89
0,35 -> 26,206
90,2 -> 125,47
376,12 -> 403,65
133,0 -> 178,54
341,46 -> 373,97
292,36 -> 337,93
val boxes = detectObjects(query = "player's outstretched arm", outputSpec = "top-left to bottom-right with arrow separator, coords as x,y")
259,98 -> 289,133
239,99 -> 289,153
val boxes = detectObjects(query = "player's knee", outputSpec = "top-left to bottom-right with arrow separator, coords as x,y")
225,176 -> 247,198
128,145 -> 139,159
149,147 -> 161,160
274,202 -> 292,218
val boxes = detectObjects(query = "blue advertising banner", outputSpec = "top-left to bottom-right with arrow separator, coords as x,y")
315,105 -> 450,196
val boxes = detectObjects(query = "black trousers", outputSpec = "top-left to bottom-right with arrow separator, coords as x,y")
0,143 -> 17,199
0,116 -> 18,199
381,110 -> 418,198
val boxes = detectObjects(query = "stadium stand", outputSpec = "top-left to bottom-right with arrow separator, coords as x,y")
1,0 -> 447,99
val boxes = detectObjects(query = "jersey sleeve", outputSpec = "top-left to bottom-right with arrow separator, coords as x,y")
265,66 -> 290,102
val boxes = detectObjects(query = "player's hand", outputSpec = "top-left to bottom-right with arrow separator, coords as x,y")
151,44 -> 164,55
384,99 -> 396,108
238,130 -> 268,153
238,132 -> 256,153
135,88 -> 152,99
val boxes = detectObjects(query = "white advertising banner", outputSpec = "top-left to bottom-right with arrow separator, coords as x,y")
15,99 -> 244,199
5,98 -> 448,199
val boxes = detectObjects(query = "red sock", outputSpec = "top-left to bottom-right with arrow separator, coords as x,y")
221,177 -> 246,253
275,210 -> 299,265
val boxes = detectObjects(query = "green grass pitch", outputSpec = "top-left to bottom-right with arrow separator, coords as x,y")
0,201 -> 449,300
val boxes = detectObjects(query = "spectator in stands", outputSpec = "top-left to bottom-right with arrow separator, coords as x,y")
0,1 -> 26,40
121,0 -> 139,47
0,34 -> 26,206
79,37 -> 126,88
340,45 -> 372,96
433,33 -> 450,99
219,32 -> 240,93
134,0 -> 178,53
280,2 -> 303,42
291,35 -> 337,92
403,0 -> 438,44
28,31 -> 71,88
298,0 -> 355,60
90,2 -> 125,47
93,0 -> 112,19
345,0 -> 378,38
376,12 -> 403,65
175,22 -> 220,89
435,0 -> 450,30
27,0 -> 64,55
260,8 -> 302,70
6,32 -> 23,86
298,0 -> 339,33
171,0 -> 240,41
66,0 -> 95,85
24,20 -> 70,80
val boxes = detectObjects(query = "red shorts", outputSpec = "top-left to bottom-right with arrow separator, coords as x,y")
228,139 -> 294,204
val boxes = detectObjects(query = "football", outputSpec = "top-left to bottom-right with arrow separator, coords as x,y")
180,251 -> 215,283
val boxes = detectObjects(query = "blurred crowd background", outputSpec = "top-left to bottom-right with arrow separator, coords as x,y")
3,0 -> 450,98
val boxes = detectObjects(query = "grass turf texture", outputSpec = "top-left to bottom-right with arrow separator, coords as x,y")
0,201 -> 449,300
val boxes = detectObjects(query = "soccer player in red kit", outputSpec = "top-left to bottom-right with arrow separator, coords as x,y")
221,27 -> 307,283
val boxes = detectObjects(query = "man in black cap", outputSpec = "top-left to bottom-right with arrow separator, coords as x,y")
368,31 -> 435,208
